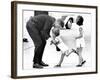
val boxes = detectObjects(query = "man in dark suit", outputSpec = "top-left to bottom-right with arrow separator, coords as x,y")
26,14 -> 64,68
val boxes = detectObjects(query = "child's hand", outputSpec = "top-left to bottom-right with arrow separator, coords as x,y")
50,40 -> 53,45
56,40 -> 60,45
50,40 -> 59,45
50,40 -> 56,45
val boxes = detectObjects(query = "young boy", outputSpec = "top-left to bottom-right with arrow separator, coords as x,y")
50,26 -> 74,67
73,15 -> 86,67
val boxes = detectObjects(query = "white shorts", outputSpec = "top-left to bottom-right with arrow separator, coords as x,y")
76,38 -> 85,48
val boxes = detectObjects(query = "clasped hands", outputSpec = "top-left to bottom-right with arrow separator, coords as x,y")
50,39 -> 60,45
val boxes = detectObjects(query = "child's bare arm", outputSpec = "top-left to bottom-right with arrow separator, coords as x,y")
75,27 -> 83,39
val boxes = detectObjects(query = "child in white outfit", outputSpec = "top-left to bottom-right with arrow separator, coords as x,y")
50,18 -> 74,67
76,26 -> 85,48
73,15 -> 86,67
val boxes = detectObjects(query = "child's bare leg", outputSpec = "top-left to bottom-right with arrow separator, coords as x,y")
66,50 -> 74,57
55,52 -> 66,67
76,47 -> 86,67
77,47 -> 83,65
72,48 -> 79,55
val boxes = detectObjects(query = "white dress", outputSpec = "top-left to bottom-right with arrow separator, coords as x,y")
76,26 -> 85,48
50,27 -> 69,53
55,36 -> 69,53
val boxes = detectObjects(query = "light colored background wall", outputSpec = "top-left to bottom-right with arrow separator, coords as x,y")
0,0 -> 99,80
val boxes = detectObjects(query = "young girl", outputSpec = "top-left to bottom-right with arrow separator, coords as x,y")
50,18 -> 74,67
73,15 -> 86,67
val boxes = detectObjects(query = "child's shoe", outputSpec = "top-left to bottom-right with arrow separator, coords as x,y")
54,64 -> 61,67
76,60 -> 86,67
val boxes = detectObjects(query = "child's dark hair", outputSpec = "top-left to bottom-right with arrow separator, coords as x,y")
52,28 -> 60,37
69,17 -> 74,23
65,17 -> 73,29
76,16 -> 84,26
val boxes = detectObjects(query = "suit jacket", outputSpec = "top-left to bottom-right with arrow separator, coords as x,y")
28,14 -> 55,40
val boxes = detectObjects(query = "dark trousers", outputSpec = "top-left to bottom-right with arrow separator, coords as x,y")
26,23 -> 46,64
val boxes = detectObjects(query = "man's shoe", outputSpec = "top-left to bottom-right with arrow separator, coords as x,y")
33,63 -> 43,69
40,61 -> 49,66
